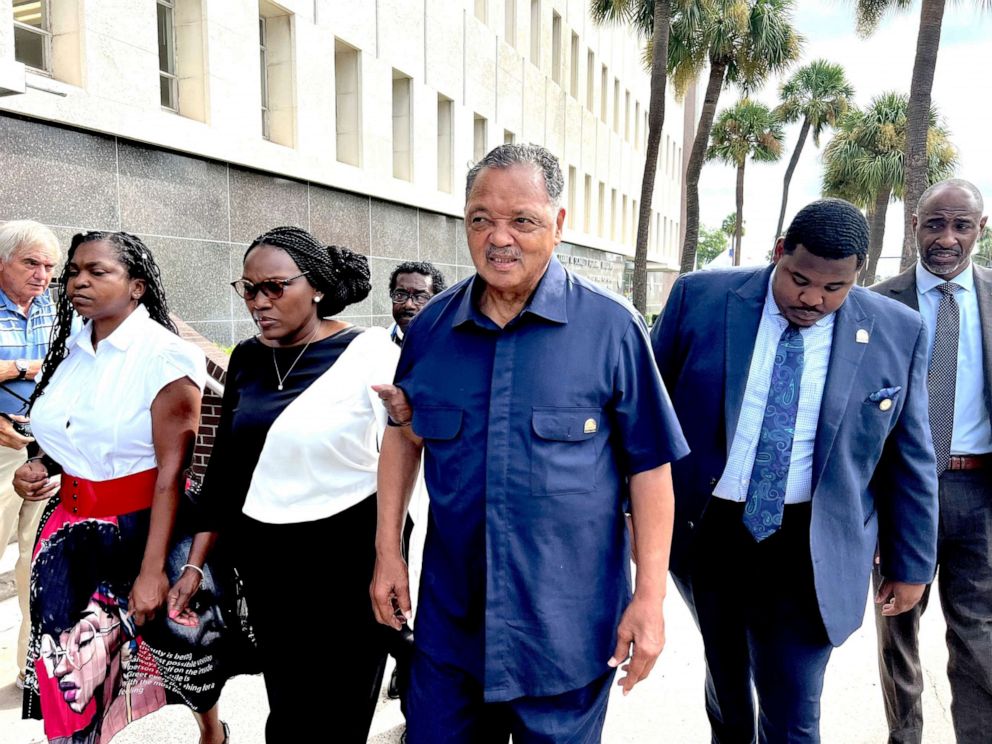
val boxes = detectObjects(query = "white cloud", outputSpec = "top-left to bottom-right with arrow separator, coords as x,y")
695,0 -> 991,275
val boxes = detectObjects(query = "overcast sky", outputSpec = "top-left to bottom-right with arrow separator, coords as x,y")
696,0 -> 990,275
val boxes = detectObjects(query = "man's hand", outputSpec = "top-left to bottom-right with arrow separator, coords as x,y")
371,384 -> 412,426
13,459 -> 58,501
370,549 -> 411,630
608,594 -> 666,695
875,579 -> 926,616
0,416 -> 33,450
129,569 -> 170,626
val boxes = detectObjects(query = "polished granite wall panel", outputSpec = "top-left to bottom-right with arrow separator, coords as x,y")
228,167 -> 309,244
417,211 -> 459,266
143,236 -> 233,325
370,199 -> 419,261
118,144 -> 230,241
0,114 -> 119,228
308,185 -> 371,255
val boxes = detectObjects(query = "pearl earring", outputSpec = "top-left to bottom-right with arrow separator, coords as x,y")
313,295 -> 323,303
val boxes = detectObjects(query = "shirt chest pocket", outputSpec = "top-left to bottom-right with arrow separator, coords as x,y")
413,407 -> 464,497
531,407 -> 602,495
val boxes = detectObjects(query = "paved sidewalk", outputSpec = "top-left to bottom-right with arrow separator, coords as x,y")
0,539 -> 954,743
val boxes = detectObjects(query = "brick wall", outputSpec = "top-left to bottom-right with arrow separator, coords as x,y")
173,316 -> 229,478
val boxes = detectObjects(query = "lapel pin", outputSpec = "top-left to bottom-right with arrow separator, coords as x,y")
879,399 -> 892,412
583,418 -> 597,434
856,329 -> 870,344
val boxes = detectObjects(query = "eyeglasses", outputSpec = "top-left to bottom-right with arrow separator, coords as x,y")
40,619 -> 122,675
389,289 -> 433,305
230,272 -> 309,300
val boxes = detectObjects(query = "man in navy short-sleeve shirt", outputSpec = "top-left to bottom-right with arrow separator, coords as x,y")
371,144 -> 688,742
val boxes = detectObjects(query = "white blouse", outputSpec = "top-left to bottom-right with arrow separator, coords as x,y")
32,305 -> 207,481
242,326 -> 400,524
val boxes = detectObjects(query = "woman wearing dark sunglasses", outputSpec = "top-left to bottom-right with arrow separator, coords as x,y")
171,226 -> 400,742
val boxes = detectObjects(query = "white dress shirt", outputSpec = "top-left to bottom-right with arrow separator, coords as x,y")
32,305 -> 207,481
713,270 -> 834,504
915,262 -> 992,455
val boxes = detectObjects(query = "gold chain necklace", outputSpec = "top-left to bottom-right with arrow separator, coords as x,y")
271,324 -> 320,391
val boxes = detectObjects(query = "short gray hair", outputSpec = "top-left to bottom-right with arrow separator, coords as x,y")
465,143 -> 564,207
0,220 -> 61,263
917,178 -> 985,214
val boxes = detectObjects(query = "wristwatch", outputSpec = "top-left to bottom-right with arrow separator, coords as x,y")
14,360 -> 28,380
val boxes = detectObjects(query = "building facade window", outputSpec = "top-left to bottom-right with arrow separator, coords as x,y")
259,18 -> 270,139
392,70 -> 413,181
624,90 -> 630,141
474,113 -> 488,163
569,32 -> 579,98
551,11 -> 561,85
158,0 -> 178,110
634,101 -> 640,147
583,174 -> 592,233
529,0 -> 540,67
585,50 -> 594,113
504,0 -> 516,47
475,0 -> 487,24
503,129 -> 516,144
12,0 -> 51,73
437,95 -> 453,192
612,78 -> 620,132
567,165 -> 576,228
335,39 -> 362,166
599,65 -> 607,123
259,1 -> 295,145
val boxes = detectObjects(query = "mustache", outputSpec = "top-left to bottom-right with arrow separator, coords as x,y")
486,246 -> 523,260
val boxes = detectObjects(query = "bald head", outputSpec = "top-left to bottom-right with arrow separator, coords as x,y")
914,179 -> 988,279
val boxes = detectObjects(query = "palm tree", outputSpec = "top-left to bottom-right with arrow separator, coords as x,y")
774,60 -> 854,239
670,0 -> 803,275
706,99 -> 785,265
854,0 -> 990,271
591,0 -> 677,314
821,92 -> 957,285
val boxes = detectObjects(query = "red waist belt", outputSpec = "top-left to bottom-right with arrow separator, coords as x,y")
60,468 -> 159,518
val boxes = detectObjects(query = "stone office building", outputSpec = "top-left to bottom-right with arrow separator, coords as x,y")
0,0 -> 691,345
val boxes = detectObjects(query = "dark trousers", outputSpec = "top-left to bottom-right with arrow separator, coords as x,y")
874,468 -> 992,744
673,499 -> 833,744
406,648 -> 614,744
236,495 -> 387,744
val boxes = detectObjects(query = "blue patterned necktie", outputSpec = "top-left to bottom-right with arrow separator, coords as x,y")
744,323 -> 805,541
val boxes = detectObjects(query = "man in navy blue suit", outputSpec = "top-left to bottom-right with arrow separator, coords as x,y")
651,198 -> 939,743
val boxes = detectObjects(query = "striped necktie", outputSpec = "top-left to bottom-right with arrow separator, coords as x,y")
928,281 -> 960,474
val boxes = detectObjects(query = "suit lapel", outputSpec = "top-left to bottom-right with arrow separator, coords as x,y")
972,265 -> 992,420
812,290 -> 874,493
881,266 -> 920,312
724,267 -> 771,455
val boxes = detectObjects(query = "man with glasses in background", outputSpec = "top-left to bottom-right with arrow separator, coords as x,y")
388,262 -> 448,346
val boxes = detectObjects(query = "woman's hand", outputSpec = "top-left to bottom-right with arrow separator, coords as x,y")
129,569 -> 171,626
167,567 -> 203,627
13,459 -> 58,501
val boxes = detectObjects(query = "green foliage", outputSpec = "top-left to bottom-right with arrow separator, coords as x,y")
707,98 -> 785,167
853,0 -> 914,37
822,92 -> 957,209
698,225 -> 729,266
775,59 -> 854,147
667,0 -> 804,98
721,212 -> 745,236
977,226 -> 992,267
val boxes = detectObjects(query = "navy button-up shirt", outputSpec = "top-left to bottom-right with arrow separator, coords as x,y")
394,258 -> 688,701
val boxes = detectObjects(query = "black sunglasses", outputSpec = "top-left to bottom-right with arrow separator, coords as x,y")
230,272 -> 309,300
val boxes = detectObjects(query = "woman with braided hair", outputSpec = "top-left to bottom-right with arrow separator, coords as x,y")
170,225 -> 400,741
13,231 -> 236,744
